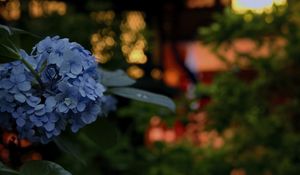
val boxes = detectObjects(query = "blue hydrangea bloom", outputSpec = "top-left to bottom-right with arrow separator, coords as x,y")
0,36 -> 116,144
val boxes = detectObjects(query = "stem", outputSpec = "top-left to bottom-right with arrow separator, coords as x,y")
17,56 -> 44,89
1,41 -> 44,88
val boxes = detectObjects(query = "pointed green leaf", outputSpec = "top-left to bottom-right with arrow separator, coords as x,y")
20,160 -> 71,175
100,69 -> 136,87
53,137 -> 86,165
0,42 -> 20,63
0,24 -> 39,38
110,87 -> 176,112
0,24 -> 13,36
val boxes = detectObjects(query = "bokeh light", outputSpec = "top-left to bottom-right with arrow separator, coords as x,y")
90,11 -> 116,63
127,65 -> 144,79
0,0 -> 21,21
232,0 -> 287,14
121,11 -> 148,65
29,0 -> 67,18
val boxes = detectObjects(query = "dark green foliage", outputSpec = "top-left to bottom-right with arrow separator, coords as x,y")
196,1 -> 300,174
20,160 -> 72,175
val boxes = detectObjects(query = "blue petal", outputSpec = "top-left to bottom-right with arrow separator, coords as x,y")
41,115 -> 48,122
45,96 -> 57,112
14,94 -> 26,103
44,122 -> 55,131
29,115 -> 38,122
12,64 -> 24,74
5,94 -> 14,102
48,52 -> 63,66
15,74 -> 26,83
26,96 -> 41,107
49,114 -> 59,122
35,104 -> 45,111
53,129 -> 61,136
70,63 -> 82,75
71,124 -> 80,133
17,81 -> 31,91
77,102 -> 86,112
45,132 -> 53,138
16,118 -> 25,127
35,108 -> 46,116
59,62 -> 70,74
57,82 -> 69,92
58,103 -> 68,113
26,108 -> 35,114
87,93 -> 96,101
81,114 -> 97,124
35,121 -> 43,127
1,79 -> 14,89
66,73 -> 77,78
79,88 -> 86,97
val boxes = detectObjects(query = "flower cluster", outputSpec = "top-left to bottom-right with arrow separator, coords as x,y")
0,36 -> 116,143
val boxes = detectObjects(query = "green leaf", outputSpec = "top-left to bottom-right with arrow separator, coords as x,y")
20,160 -> 71,175
0,24 -> 39,38
53,137 -> 86,165
100,69 -> 136,87
0,162 -> 19,175
0,42 -> 20,63
0,36 -> 21,64
110,87 -> 176,112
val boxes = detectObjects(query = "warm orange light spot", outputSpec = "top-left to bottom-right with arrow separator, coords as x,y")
231,169 -> 247,175
105,37 -> 115,47
127,49 -> 147,64
164,69 -> 181,87
20,139 -> 32,148
29,0 -> 67,18
120,11 -> 147,64
127,66 -> 144,79
90,32 -> 115,63
151,69 -> 162,80
186,0 -> 215,9
148,127 -> 165,142
90,11 -> 116,64
183,39 -> 286,72
125,11 -> 146,32
2,132 -> 18,145
164,129 -> 176,143
29,0 -> 43,17
22,152 -> 42,162
30,152 -> 42,160
0,0 -> 21,21
213,136 -> 224,149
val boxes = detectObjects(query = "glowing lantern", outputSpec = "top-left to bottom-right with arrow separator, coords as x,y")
232,0 -> 287,14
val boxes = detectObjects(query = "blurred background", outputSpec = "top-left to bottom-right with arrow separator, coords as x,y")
2,0 -> 300,175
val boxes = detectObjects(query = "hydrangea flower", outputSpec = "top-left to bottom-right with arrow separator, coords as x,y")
0,36 -> 116,144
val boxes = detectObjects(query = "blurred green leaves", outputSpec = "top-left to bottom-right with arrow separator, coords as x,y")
199,7 -> 288,45
20,160 -> 72,175
0,160 -> 72,175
